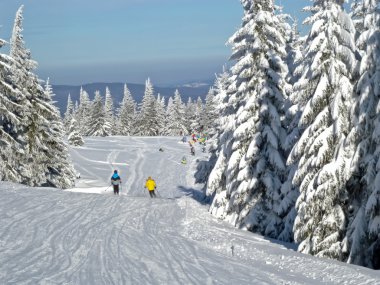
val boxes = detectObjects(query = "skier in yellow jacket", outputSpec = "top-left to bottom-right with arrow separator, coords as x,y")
145,176 -> 157,198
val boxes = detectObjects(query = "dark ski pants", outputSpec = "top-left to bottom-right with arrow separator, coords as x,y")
113,185 -> 119,195
149,190 -> 156,198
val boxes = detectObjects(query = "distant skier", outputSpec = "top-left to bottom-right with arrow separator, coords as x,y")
145,176 -> 157,198
181,156 -> 187,164
190,146 -> 195,156
111,170 -> 121,195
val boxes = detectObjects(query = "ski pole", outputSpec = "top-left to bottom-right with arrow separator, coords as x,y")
105,185 -> 112,192
155,188 -> 161,198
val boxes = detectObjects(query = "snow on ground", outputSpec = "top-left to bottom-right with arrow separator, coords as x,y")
0,136 -> 380,285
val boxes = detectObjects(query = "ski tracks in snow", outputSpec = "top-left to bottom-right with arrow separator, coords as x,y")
122,137 -> 147,197
2,138 -> 380,285
0,186 -> 264,285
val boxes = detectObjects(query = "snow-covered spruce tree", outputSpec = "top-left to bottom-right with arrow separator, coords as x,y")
87,90 -> 107,136
198,68 -> 232,187
277,17 -> 304,242
163,97 -> 174,135
208,0 -> 289,238
136,78 -> 158,136
63,93 -> 74,133
117,84 -> 136,136
343,0 -> 380,268
288,0 -> 356,259
9,5 -> 34,93
285,20 -> 303,86
282,16 -> 304,154
42,79 -> 75,188
155,94 -> 167,135
269,5 -> 297,241
190,97 -> 203,133
104,86 -> 114,136
360,0 -> 380,269
207,68 -> 231,158
0,35 -> 25,183
166,89 -> 187,136
193,85 -> 218,185
201,87 -> 218,136
207,74 -> 238,217
9,6 -> 75,187
9,5 -> 52,186
68,118 -> 84,146
74,100 -> 79,113
185,97 -> 196,134
76,87 -> 91,135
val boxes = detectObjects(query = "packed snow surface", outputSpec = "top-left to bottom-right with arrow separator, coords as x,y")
1,137 -> 379,284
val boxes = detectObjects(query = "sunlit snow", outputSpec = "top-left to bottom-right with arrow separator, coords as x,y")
0,137 -> 379,284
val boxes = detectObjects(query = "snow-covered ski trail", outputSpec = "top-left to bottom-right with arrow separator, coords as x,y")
2,183 -> 379,284
70,136 -> 195,198
1,137 -> 379,284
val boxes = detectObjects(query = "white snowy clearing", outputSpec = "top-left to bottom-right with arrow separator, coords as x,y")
1,136 -> 380,285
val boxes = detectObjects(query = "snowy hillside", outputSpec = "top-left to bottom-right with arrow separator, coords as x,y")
0,137 -> 380,284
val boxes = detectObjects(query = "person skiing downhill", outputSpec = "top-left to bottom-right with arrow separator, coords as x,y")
111,170 -> 121,195
145,176 -> 157,198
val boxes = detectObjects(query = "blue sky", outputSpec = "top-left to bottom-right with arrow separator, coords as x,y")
0,0 -> 308,86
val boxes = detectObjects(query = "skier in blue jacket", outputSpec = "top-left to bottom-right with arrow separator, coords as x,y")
111,170 -> 122,195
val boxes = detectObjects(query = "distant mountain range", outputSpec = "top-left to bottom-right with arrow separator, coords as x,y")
52,82 -> 212,115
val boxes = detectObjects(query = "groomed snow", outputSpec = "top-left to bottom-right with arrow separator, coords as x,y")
0,136 -> 379,284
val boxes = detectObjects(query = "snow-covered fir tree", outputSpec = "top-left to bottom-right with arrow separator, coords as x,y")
136,78 -> 158,136
104,87 -> 114,136
288,0 -> 357,259
184,97 -> 196,134
208,69 -> 231,152
9,6 -> 53,186
8,6 -> 75,188
285,19 -> 303,85
190,97 -> 203,133
207,0 -> 289,239
117,84 -> 136,136
163,97 -> 174,135
9,5 -> 34,92
201,87 -> 218,136
7,5 -> 32,183
155,94 -> 167,135
63,93 -> 74,133
198,68 -> 232,186
42,79 -> 75,188
74,100 -> 79,114
359,0 -> 380,269
87,90 -> 107,136
0,34 -> 24,183
76,87 -> 91,135
10,6 -> 46,186
166,89 -> 187,136
278,18 -> 304,243
68,118 -> 84,146
207,72 -> 240,218
343,0 -> 380,268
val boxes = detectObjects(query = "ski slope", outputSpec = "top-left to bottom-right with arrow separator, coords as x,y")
0,136 -> 379,285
